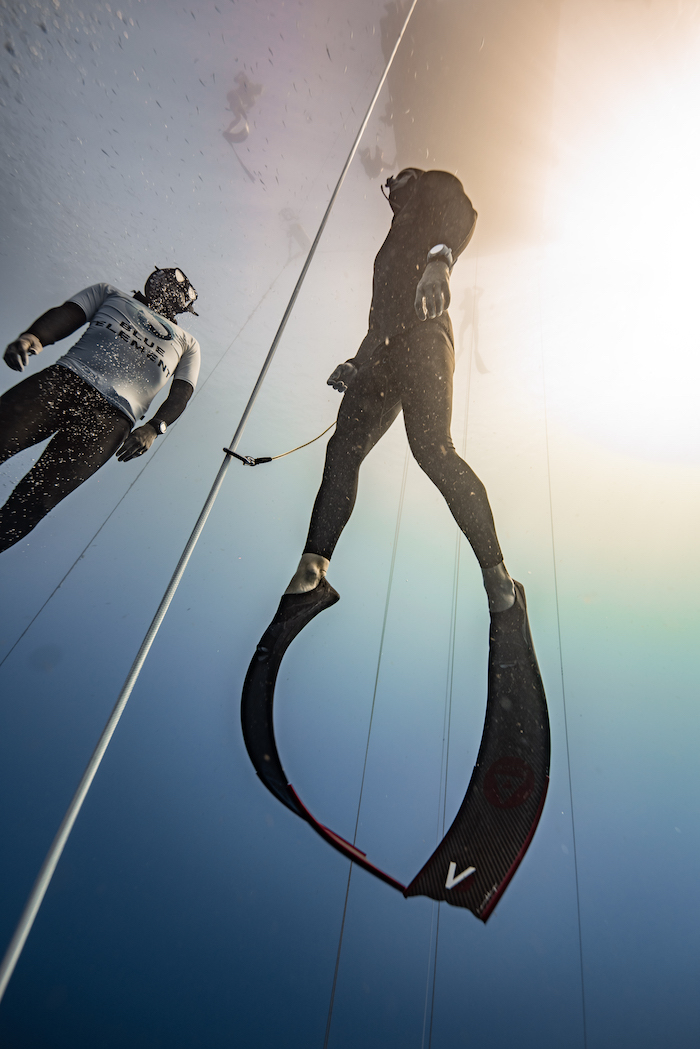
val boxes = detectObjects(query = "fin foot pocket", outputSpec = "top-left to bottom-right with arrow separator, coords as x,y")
254,578 -> 340,663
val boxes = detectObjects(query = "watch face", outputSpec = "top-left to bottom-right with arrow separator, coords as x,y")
428,244 -> 453,267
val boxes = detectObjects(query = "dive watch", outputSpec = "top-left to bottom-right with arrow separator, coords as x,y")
426,243 -> 454,270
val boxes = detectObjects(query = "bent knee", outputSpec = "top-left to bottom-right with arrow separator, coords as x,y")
412,442 -> 459,475
326,432 -> 372,465
415,448 -> 486,492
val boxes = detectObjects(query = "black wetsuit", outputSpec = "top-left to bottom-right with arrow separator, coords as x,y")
0,295 -> 194,552
0,364 -> 132,550
304,170 -> 504,570
0,302 -> 130,551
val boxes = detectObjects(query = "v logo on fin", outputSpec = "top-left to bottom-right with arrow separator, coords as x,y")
445,861 -> 476,890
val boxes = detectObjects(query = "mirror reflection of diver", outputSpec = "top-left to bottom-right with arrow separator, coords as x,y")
0,268 -> 201,553
223,72 -> 262,146
279,208 -> 312,262
359,144 -> 396,180
242,169 -> 550,917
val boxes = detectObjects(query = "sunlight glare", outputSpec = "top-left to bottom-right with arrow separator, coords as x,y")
543,65 -> 700,462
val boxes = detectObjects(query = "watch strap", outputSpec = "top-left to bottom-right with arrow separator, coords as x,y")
427,244 -> 454,270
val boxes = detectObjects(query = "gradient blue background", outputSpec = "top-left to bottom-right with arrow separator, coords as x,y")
1,0 -> 698,1046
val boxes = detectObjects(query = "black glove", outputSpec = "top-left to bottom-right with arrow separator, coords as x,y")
4,333 -> 42,372
327,362 -> 358,393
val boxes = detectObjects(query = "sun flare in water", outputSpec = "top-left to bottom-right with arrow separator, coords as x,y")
543,68 -> 700,463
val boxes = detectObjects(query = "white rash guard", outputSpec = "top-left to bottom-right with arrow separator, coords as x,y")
57,283 -> 201,424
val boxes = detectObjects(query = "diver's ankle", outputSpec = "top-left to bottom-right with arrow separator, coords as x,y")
482,561 -> 516,613
284,553 -> 330,595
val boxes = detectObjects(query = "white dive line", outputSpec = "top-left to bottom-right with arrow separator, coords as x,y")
0,0 -> 421,1007
445,861 -> 476,890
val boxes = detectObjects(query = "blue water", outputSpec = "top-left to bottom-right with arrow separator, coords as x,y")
1,1 -> 699,1046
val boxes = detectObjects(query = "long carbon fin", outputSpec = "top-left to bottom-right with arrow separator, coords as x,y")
241,580 -> 340,815
241,579 -> 549,916
404,582 -> 550,920
240,579 -> 406,889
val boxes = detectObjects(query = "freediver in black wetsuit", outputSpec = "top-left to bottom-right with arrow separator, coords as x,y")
278,167 -> 515,627
243,172 -> 550,912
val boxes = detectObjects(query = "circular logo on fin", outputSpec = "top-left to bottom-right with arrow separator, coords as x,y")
484,756 -> 535,809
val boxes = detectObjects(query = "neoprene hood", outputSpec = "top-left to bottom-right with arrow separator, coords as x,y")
144,267 -> 199,320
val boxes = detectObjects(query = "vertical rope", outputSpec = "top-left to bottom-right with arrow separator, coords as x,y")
322,450 -> 410,1049
537,251 -> 589,1047
419,900 -> 439,1049
425,904 -> 442,1049
424,255 -> 479,1048
0,0 -> 421,1006
440,257 -> 478,837
322,864 -> 354,1049
352,452 -> 410,846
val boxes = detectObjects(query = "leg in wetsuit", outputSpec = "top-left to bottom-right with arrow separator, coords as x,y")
304,323 -> 503,570
0,364 -> 132,551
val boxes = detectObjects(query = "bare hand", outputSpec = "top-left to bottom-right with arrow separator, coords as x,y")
116,424 -> 157,462
415,260 -> 451,320
4,333 -> 42,372
327,362 -> 357,393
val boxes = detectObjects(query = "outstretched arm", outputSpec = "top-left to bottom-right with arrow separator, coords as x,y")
4,301 -> 87,371
116,379 -> 194,462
